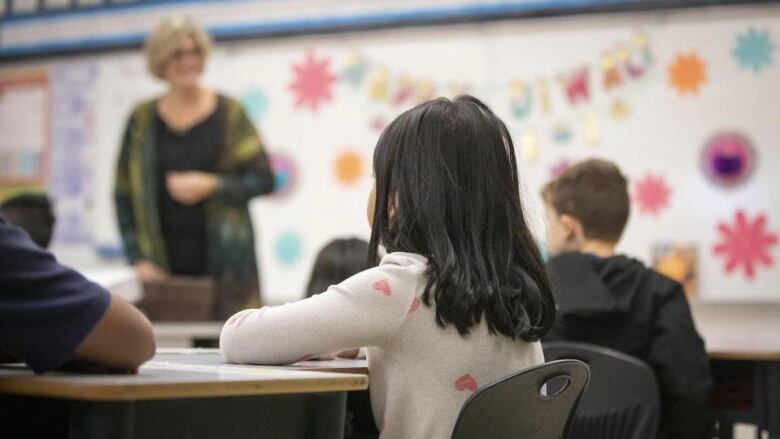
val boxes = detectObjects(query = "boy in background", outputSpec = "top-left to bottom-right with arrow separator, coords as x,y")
0,193 -> 55,248
541,159 -> 712,438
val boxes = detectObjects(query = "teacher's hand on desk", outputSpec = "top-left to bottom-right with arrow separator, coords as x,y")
166,171 -> 217,205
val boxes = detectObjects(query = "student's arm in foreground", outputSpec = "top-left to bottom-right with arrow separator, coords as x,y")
72,295 -> 156,373
0,218 -> 155,373
221,257 -> 420,365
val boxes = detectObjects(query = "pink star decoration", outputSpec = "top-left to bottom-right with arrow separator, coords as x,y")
634,174 -> 671,215
713,210 -> 778,280
288,52 -> 337,112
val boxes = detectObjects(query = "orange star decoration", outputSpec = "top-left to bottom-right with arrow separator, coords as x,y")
668,52 -> 708,95
334,150 -> 363,186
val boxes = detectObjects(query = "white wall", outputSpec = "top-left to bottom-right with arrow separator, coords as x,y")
2,3 -> 778,305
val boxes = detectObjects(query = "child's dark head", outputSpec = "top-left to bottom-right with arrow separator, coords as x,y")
368,95 -> 555,342
0,193 -> 55,248
541,158 -> 629,256
306,238 -> 371,298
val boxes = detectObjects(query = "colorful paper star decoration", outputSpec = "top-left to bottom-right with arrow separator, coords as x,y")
520,131 -> 538,163
270,153 -> 296,198
584,112 -> 599,145
334,150 -> 363,185
341,53 -> 368,87
713,210 -> 778,280
668,52 -> 707,95
276,231 -> 302,266
549,159 -> 571,178
634,174 -> 671,215
611,99 -> 629,120
370,116 -> 386,132
733,27 -> 775,73
289,52 -> 337,112
702,132 -> 755,188
241,87 -> 268,122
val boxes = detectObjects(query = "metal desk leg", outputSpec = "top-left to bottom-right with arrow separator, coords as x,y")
69,401 -> 135,439
767,362 -> 780,439
310,392 -> 347,439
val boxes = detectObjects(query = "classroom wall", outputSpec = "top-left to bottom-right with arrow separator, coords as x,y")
0,3 -> 778,305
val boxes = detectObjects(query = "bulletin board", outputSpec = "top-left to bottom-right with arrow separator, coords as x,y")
1,2 -> 778,303
0,70 -> 48,200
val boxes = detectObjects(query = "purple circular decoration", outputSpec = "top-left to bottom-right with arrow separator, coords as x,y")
270,153 -> 297,198
702,132 -> 755,188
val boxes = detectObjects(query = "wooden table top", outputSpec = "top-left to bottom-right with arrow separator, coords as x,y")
8,329 -> 776,404
704,331 -> 780,361
0,354 -> 367,401
705,336 -> 780,361
152,322 -> 224,337
154,349 -> 370,374
154,334 -> 780,369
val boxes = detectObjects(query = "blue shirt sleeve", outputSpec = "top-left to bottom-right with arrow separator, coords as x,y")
0,218 -> 111,373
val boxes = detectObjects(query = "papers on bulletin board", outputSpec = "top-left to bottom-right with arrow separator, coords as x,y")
0,70 -> 48,200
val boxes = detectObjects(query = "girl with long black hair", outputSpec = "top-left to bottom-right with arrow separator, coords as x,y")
221,95 -> 555,438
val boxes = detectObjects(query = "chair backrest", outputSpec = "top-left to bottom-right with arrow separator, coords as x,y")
543,341 -> 660,439
451,359 -> 590,439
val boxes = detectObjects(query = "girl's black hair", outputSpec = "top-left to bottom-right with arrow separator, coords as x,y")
368,95 -> 555,342
306,237 -> 371,298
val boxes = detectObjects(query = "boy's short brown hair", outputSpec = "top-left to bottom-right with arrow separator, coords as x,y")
542,158 -> 630,243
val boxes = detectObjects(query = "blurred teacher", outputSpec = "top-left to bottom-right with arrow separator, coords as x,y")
114,17 -> 274,320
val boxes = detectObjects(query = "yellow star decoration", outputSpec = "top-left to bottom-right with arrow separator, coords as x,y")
611,99 -> 629,120
668,52 -> 708,95
520,131 -> 538,163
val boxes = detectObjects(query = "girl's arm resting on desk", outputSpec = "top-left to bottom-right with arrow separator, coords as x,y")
220,260 -> 420,365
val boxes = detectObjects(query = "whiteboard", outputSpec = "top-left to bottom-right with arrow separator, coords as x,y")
2,3 -> 778,304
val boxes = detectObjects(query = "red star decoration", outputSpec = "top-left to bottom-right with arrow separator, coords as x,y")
713,210 -> 778,280
634,174 -> 671,215
370,116 -> 386,132
288,52 -> 336,112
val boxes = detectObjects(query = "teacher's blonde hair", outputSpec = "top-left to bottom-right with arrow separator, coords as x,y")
144,17 -> 212,80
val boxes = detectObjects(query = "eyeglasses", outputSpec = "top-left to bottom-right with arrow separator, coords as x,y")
171,47 -> 202,61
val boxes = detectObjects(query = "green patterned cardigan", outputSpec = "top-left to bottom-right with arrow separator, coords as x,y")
114,96 -> 275,320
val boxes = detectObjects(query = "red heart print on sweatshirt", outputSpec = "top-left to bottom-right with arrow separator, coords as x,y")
408,297 -> 421,314
227,310 -> 251,326
455,374 -> 478,393
372,279 -> 392,296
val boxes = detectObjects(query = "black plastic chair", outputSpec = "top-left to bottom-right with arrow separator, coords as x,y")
543,341 -> 660,439
451,359 -> 590,439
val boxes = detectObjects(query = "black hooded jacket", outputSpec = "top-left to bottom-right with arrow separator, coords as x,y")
544,252 -> 712,439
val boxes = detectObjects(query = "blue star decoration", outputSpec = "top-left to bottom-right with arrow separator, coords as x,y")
341,59 -> 368,87
240,87 -> 269,122
733,27 -> 775,73
275,231 -> 302,266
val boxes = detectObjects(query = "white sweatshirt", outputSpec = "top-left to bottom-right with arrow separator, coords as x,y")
220,252 -> 545,438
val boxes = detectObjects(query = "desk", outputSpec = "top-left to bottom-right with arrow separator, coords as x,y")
153,322 -> 224,348
706,332 -> 780,439
153,348 -> 369,375
0,356 -> 368,438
